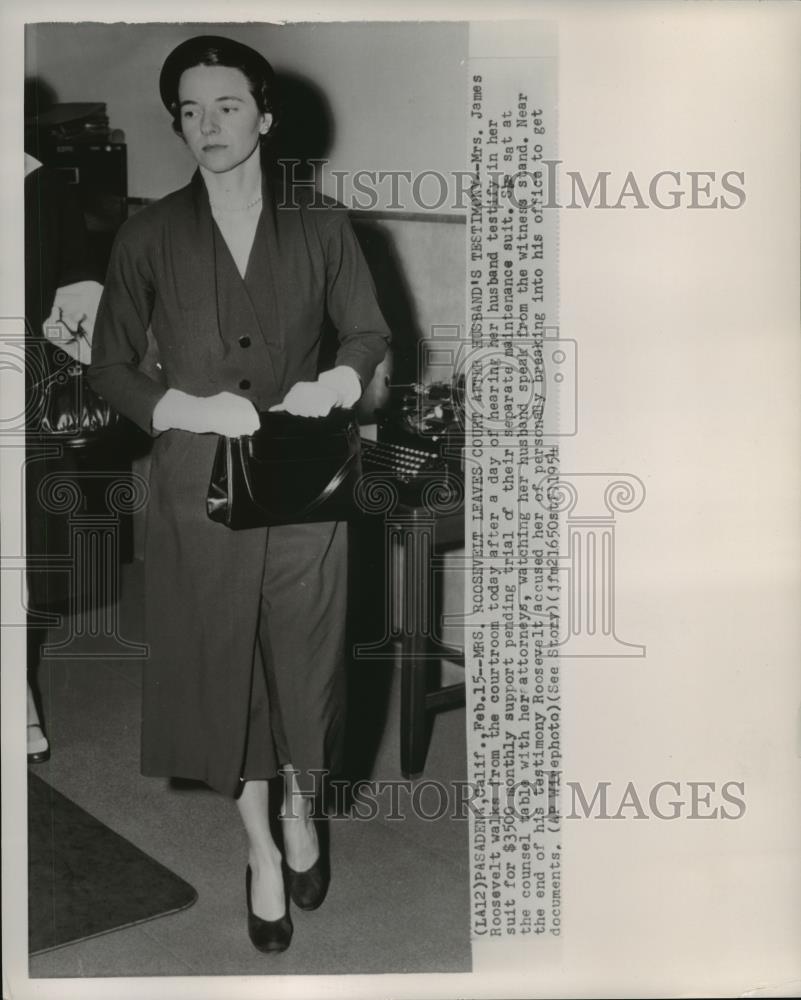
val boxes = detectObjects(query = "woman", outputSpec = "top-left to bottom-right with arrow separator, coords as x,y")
88,35 -> 390,953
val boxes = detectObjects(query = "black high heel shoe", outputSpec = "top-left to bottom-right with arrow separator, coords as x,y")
245,865 -> 293,953
284,854 -> 330,911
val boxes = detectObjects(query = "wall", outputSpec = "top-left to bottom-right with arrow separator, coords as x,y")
352,216 -> 465,384
26,21 -> 467,204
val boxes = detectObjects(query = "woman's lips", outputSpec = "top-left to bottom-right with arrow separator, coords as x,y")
202,144 -> 227,151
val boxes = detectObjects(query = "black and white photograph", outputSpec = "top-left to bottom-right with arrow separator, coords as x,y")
2,3 -> 801,999
15,15 -> 471,980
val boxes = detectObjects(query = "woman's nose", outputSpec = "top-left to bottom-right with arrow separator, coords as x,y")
200,111 -> 219,135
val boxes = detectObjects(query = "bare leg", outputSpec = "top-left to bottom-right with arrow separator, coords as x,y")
236,779 -> 286,920
27,682 -> 49,756
280,765 -> 319,872
27,682 -> 40,726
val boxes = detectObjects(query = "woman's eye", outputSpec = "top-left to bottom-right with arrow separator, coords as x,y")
181,109 -> 195,119
221,106 -> 237,113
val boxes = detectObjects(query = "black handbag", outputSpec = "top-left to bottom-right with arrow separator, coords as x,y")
206,409 -> 363,529
34,342 -> 124,448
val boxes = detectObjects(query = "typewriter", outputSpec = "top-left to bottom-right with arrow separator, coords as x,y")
360,380 -> 465,508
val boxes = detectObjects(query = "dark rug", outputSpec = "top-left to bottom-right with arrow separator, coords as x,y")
28,772 -> 197,955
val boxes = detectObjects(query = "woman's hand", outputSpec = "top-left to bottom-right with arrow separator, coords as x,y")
203,392 -> 261,435
153,389 -> 260,436
270,367 -> 362,417
269,381 -> 339,418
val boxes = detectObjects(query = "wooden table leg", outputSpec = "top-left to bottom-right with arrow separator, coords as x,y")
399,517 -> 432,778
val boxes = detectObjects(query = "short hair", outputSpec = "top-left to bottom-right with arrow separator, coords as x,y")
159,35 -> 278,139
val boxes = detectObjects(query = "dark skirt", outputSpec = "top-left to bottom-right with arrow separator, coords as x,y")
140,429 -> 347,797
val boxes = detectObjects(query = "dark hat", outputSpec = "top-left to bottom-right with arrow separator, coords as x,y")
158,35 -> 277,113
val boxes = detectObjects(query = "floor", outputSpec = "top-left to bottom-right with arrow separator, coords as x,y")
27,558 -> 471,978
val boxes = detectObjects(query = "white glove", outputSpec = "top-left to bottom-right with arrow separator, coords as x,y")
43,280 -> 104,365
269,381 -> 339,417
318,366 -> 362,408
270,366 -> 362,417
152,389 -> 260,436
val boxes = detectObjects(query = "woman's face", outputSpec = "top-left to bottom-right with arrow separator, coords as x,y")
177,64 -> 271,173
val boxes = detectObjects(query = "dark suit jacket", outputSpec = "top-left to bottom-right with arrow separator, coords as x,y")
89,169 -> 390,432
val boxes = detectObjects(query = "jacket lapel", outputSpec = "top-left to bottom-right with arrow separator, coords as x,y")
243,171 -> 284,350
196,169 -> 282,389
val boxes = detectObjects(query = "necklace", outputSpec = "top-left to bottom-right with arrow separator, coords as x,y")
208,194 -> 263,212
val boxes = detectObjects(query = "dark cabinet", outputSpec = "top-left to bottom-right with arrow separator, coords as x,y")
40,140 -> 128,276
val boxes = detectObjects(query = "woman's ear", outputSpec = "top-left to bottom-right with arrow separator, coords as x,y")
259,113 -> 274,136
171,107 -> 187,143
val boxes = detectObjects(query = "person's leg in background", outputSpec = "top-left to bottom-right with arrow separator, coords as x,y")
27,680 -> 50,763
